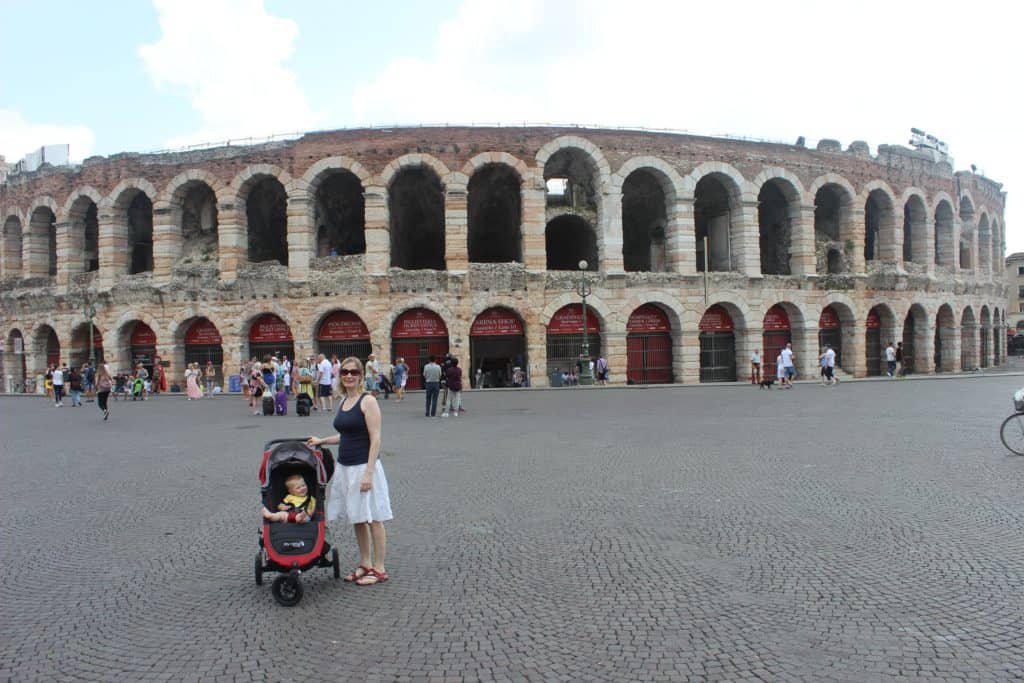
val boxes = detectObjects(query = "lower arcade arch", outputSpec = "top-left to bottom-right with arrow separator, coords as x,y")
865,305 -> 896,377
391,308 -> 449,390
818,306 -> 844,370
960,307 -> 977,370
469,307 -> 527,388
626,304 -> 673,384
315,310 -> 372,362
182,318 -> 225,387
934,305 -> 957,372
546,304 -> 601,385
70,323 -> 104,367
248,314 -> 294,363
4,328 -> 27,391
699,304 -> 737,383
902,304 -> 928,375
33,324 -> 61,373
979,307 -> 991,368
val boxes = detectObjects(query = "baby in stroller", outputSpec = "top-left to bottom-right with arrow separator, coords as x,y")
262,473 -> 315,523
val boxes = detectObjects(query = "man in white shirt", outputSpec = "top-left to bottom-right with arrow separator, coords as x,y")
780,342 -> 796,388
884,342 -> 897,377
750,349 -> 761,385
825,345 -> 837,385
52,365 -> 65,406
316,353 -> 334,412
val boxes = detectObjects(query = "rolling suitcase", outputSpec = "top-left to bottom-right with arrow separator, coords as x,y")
262,395 -> 275,416
275,390 -> 288,416
296,394 -> 312,416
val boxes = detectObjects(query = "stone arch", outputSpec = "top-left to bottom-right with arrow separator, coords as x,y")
60,186 -> 104,221
29,321 -> 61,375
933,196 -> 956,267
26,196 -> 59,278
385,300 -> 457,338
810,174 -> 856,272
542,293 -> 613,330
900,189 -> 929,265
689,162 -> 747,273
901,302 -> 930,374
379,153 -> 451,190
751,171 -> 805,276
2,214 -> 24,279
859,181 -> 897,263
168,309 -> 231,347
977,212 -> 992,274
960,305 -> 978,370
65,190 -> 102,276
298,155 -> 372,193
934,303 -> 957,373
616,159 -> 683,273
161,169 -> 227,207
467,161 -> 523,263
235,306 -> 298,343
461,151 -> 530,181
535,136 -> 612,188
106,179 -> 158,275
387,161 -> 446,270
230,165 -> 291,266
991,218 -> 1002,270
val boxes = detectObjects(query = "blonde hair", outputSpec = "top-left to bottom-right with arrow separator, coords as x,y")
339,356 -> 366,396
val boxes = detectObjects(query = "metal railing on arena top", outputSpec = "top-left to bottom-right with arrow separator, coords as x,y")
143,123 -> 793,156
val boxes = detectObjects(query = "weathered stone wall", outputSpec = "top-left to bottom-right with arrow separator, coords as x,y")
0,126 -> 1008,390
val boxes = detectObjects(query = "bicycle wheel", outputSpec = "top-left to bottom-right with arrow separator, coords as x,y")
999,413 -> 1024,456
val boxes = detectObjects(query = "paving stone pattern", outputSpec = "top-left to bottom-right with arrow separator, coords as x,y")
2,377 -> 1023,681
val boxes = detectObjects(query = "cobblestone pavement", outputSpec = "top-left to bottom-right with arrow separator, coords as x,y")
2,375 -> 1023,682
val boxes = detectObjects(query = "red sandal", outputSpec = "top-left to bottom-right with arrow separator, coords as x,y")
344,565 -> 371,583
355,568 -> 389,586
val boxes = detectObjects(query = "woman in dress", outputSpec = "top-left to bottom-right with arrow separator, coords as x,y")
307,357 -> 393,586
186,362 -> 203,400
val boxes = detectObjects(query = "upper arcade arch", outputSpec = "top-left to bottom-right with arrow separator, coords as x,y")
26,198 -> 59,278
752,171 -> 804,276
388,163 -> 446,270
2,214 -> 23,279
104,179 -> 159,276
690,162 -> 746,273
467,162 -> 523,264
860,181 -> 897,264
901,190 -> 929,265
162,170 -> 224,269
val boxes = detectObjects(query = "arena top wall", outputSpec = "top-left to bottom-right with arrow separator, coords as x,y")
0,126 -> 1009,390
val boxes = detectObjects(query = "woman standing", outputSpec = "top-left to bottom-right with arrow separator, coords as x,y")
307,357 -> 392,586
330,354 -> 341,396
186,362 -> 203,400
96,364 -> 113,421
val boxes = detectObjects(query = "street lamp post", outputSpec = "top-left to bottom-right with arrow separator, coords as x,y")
576,260 -> 594,386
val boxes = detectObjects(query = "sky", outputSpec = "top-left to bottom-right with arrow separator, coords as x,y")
0,0 -> 1020,247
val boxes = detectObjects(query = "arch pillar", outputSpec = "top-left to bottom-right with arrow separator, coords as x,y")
946,325 -> 963,372
841,320 -> 862,377
923,218 -> 937,277
670,199 -> 696,275
735,200 -> 760,276
363,186 -> 388,276
790,205 -> 817,276
914,318 -> 934,374
604,329 -> 627,385
217,205 -> 245,282
152,205 -> 177,283
792,322 -> 816,378
849,207 -> 866,273
526,319 -> 549,386
445,185 -> 468,273
951,218 -> 963,277
287,195 -> 313,280
602,189 -> 624,274
739,326 -> 762,381
521,174 -> 546,271
679,327 -> 700,383
55,220 -> 74,287
97,206 -> 127,286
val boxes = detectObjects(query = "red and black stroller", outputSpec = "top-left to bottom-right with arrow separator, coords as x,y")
255,439 -> 340,606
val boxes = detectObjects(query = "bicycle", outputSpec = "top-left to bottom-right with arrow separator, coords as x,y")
999,389 -> 1024,456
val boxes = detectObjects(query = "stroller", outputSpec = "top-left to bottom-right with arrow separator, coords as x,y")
256,439 -> 340,606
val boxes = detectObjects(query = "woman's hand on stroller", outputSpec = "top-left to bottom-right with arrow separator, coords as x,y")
306,436 -> 321,448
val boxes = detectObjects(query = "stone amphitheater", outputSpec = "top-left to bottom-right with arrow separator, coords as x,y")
0,126 -> 1008,391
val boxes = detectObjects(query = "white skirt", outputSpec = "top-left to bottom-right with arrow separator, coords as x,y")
327,460 -> 393,524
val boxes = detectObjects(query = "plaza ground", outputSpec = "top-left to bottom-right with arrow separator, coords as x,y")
2,374 -> 1023,681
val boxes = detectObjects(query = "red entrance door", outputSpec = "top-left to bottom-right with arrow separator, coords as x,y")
626,304 -> 672,384
762,305 -> 791,379
391,309 -> 449,390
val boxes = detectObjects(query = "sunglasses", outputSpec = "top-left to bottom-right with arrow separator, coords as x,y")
339,368 -> 361,377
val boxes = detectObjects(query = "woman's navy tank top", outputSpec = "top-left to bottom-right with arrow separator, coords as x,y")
333,393 -> 370,466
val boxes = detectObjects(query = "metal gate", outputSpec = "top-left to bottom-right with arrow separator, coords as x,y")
865,328 -> 881,376
934,328 -> 943,372
249,342 -> 295,364
762,331 -> 789,380
392,339 -> 449,390
902,317 -> 915,375
184,344 -> 224,385
980,328 -> 990,368
316,340 -> 372,365
626,334 -> 673,384
699,331 -> 736,383
546,333 -> 601,379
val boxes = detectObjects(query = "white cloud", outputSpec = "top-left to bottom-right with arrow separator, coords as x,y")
353,0 -> 1020,245
138,0 -> 322,149
0,108 -> 95,163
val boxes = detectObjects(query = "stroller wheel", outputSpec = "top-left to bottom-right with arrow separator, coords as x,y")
332,548 -> 341,579
271,574 -> 303,607
254,552 -> 264,586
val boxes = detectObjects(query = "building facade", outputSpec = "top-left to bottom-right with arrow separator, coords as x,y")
0,126 -> 1008,391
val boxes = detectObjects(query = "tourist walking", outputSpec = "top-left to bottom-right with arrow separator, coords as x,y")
186,363 -> 203,400
68,367 -> 83,406
204,360 -> 217,396
885,342 -> 897,377
895,342 -> 905,378
317,353 -> 335,412
780,342 -> 796,388
423,355 -> 442,417
82,362 -> 95,402
824,344 -> 838,385
96,364 -> 113,421
442,358 -> 463,418
393,357 -> 408,402
307,356 -> 393,586
52,364 -> 65,406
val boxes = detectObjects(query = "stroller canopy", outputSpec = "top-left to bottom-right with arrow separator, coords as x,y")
259,440 -> 334,489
